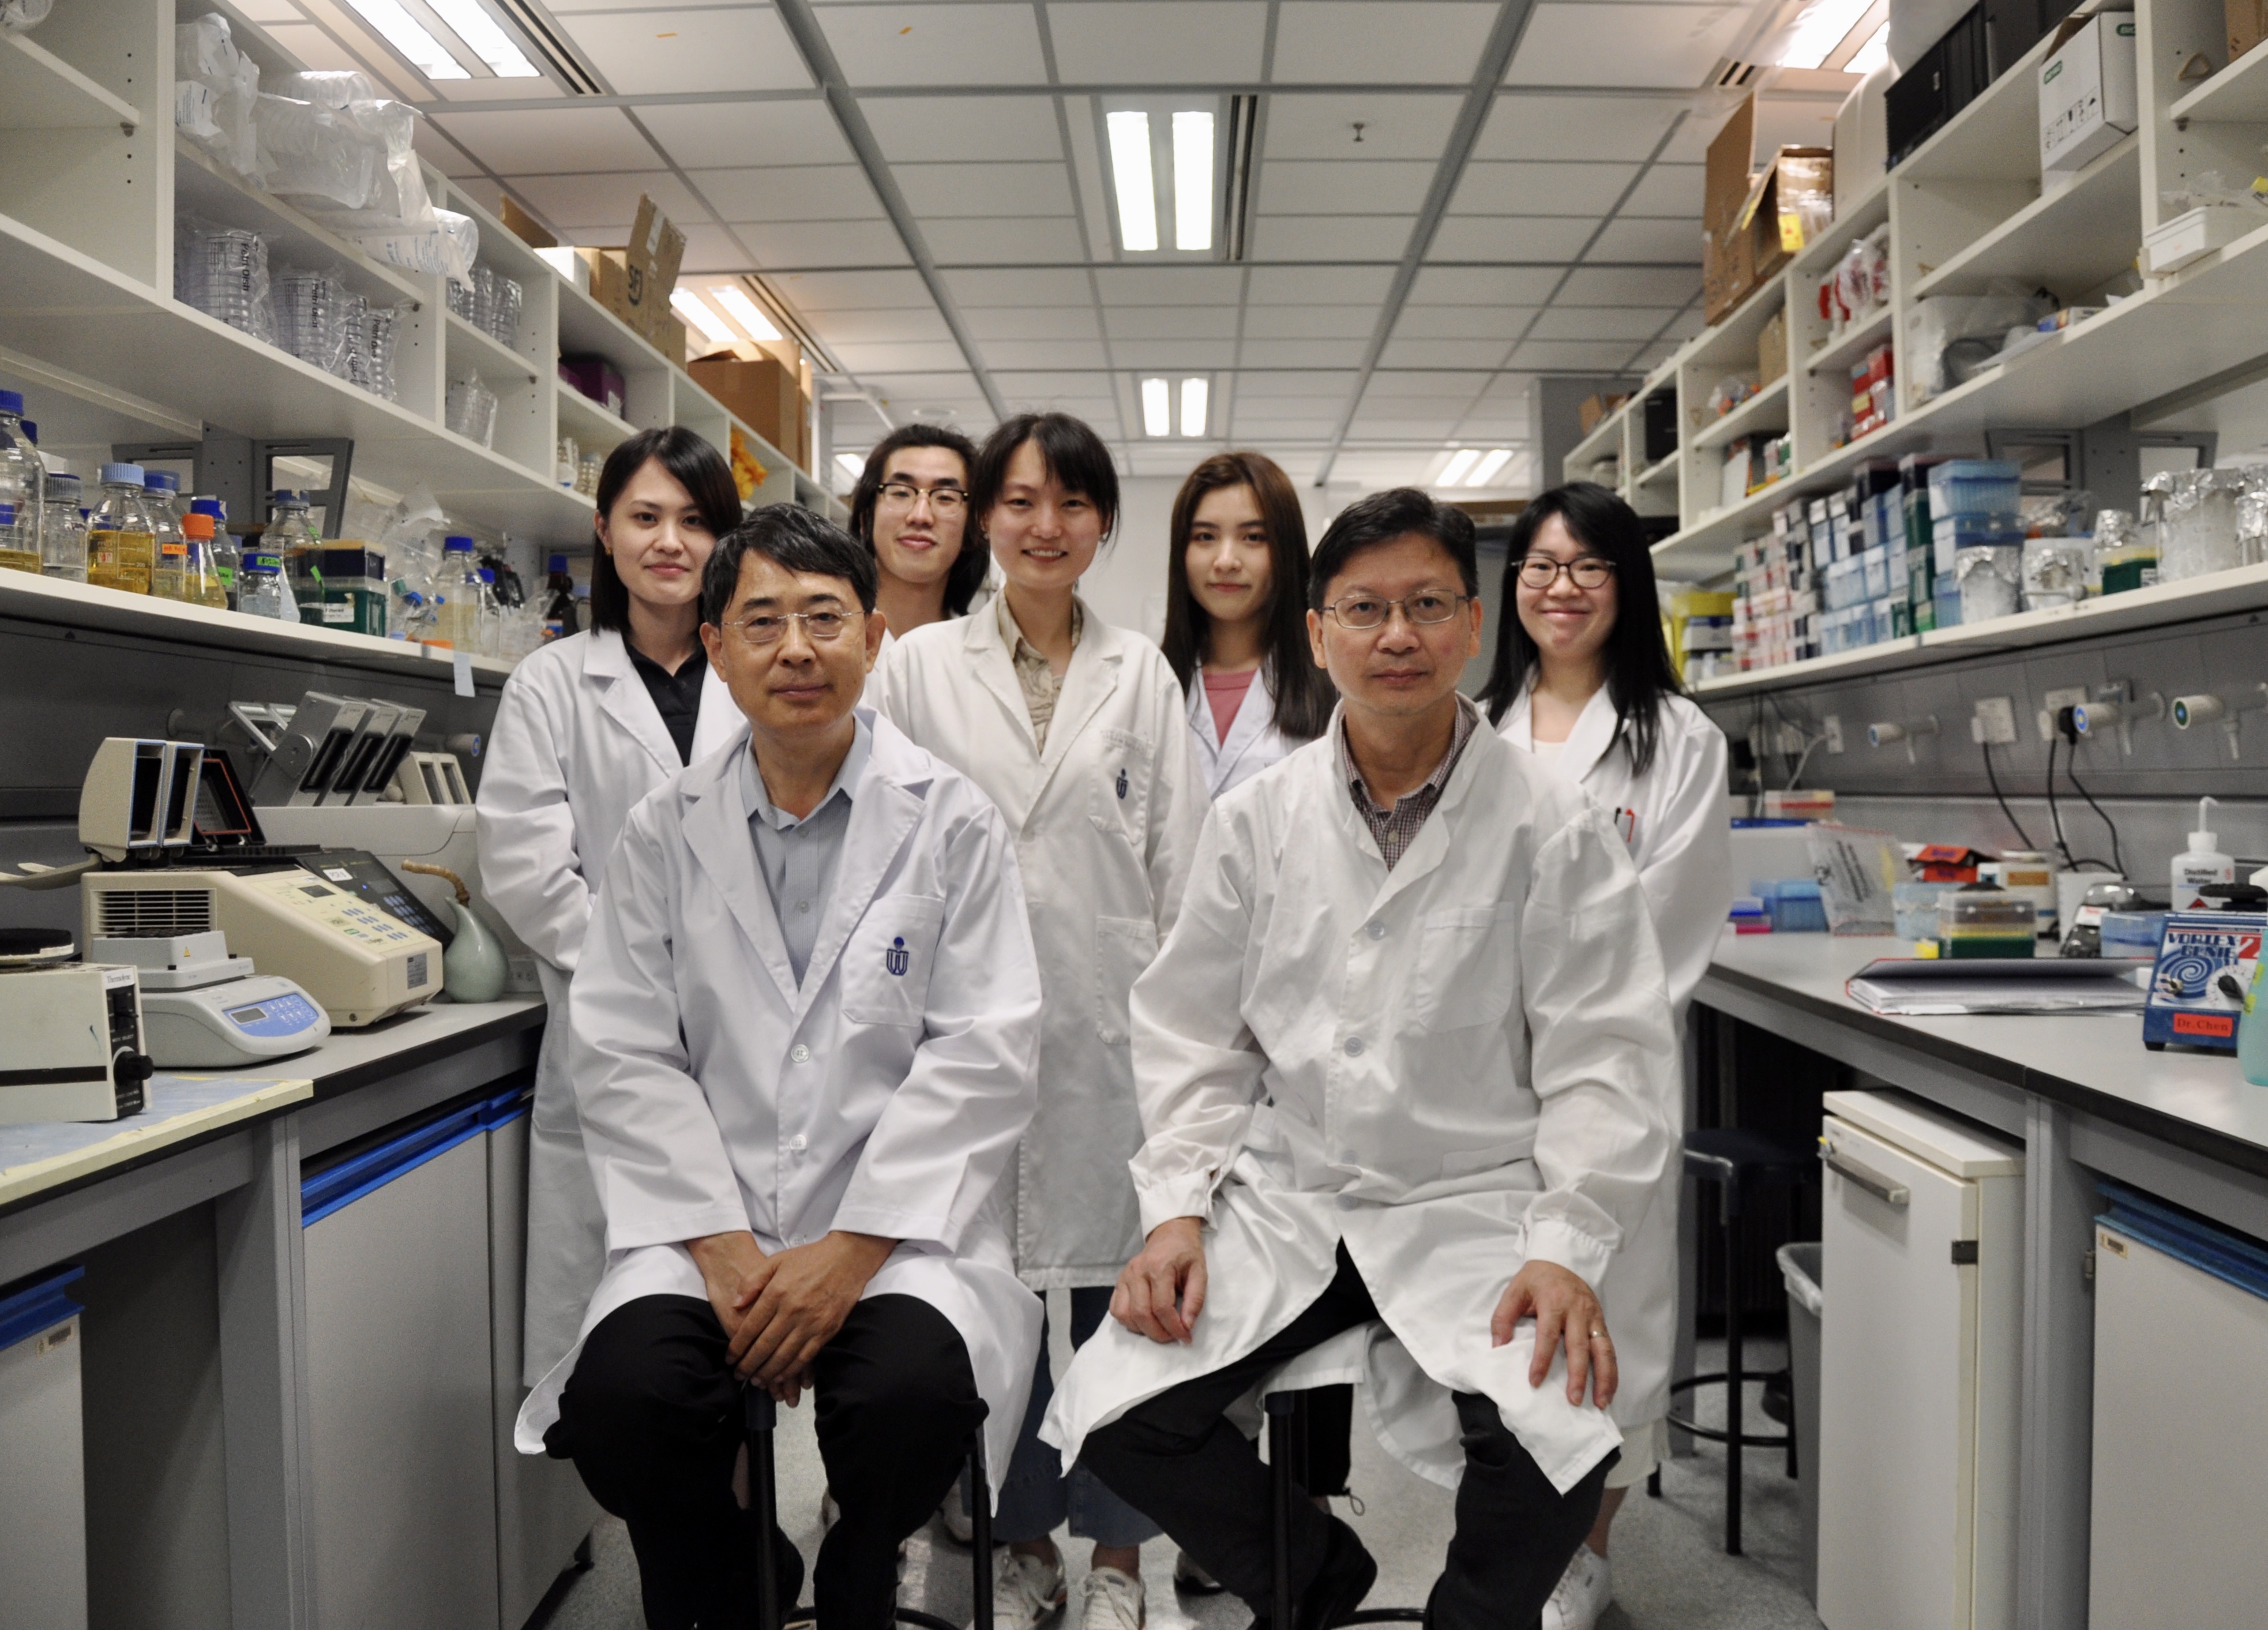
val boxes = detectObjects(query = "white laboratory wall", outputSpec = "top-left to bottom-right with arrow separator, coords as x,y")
1080,476 -> 1365,638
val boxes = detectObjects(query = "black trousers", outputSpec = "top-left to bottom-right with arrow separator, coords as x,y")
1082,1244 -> 1613,1630
547,1292 -> 984,1630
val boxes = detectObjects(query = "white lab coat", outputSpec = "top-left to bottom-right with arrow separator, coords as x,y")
1043,719 -> 1677,1494
1186,666 -> 1305,798
512,713 -> 1046,1496
869,600 -> 1210,1287
1496,684 -> 1732,1433
476,628 -> 742,1383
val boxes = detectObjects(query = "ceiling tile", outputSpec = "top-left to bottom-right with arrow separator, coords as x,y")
1103,306 -> 1241,340
1407,265 -> 1565,304
1555,265 -> 1700,304
1240,304 -> 1378,340
1249,216 -> 1414,261
1235,369 -> 1359,397
1474,93 -> 1690,161
676,225 -> 755,272
1448,161 -> 1640,217
978,340 -> 1112,369
1259,160 -> 1435,215
1528,305 -> 1679,341
863,95 -> 1066,163
429,108 -> 658,175
689,166 -> 882,221
731,219 -> 914,266
1380,338 -> 1514,369
1273,2 -> 1500,82
1586,217 -> 1702,262
1263,93 -> 1461,161
636,100 -> 854,170
1621,163 -> 1704,217
923,217 -> 1087,262
562,10 -> 811,95
412,119 -> 486,179
1507,5 -> 1751,90
898,162 -> 1076,217
1429,216 -> 1596,261
994,371 -> 1116,395
1394,305 -> 1537,340
1514,339 -> 1643,370
1245,265 -> 1396,303
1365,369 -> 1484,399
823,4 -> 1046,86
965,306 -> 1103,340
831,341 -> 975,373
502,171 -> 705,234
767,269 -> 932,309
948,268 -> 1097,306
1231,420 -> 1341,441
804,308 -> 955,344
1046,1 -> 1268,80
1111,339 -> 1240,369
1237,338 -> 1368,367
1092,266 -> 1244,303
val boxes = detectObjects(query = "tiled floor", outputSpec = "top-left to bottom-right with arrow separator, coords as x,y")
541,1333 -> 1823,1630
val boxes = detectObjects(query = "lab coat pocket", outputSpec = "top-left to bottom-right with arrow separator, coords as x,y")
1088,729 -> 1155,846
1094,914 -> 1160,1046
840,895 -> 947,1027
1412,902 -> 1520,1031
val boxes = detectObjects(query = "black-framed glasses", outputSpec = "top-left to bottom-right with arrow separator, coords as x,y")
724,608 -> 863,647
1515,555 -> 1616,591
876,482 -> 968,514
1323,591 -> 1469,630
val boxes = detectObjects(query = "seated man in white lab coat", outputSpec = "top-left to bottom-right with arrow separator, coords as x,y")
1045,488 -> 1677,1629
513,505 -> 1047,1630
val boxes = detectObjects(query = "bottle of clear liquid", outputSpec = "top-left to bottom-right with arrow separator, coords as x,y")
431,535 -> 484,650
88,464 -> 157,594
147,473 -> 191,602
269,490 -> 324,625
0,389 -> 41,576
476,565 -> 504,655
238,549 -> 294,620
178,513 -> 227,607
41,471 -> 85,582
543,553 -> 580,639
191,498 -> 239,610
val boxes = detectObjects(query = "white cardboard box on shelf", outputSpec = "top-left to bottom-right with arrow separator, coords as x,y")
2145,205 -> 2252,273
2040,12 -> 2138,173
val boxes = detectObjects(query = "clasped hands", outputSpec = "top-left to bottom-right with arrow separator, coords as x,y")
1110,1215 -> 1620,1409
688,1227 -> 896,1403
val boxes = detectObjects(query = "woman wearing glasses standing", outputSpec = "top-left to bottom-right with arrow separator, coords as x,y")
847,424 -> 987,647
870,412 -> 1207,1630
1162,451 -> 1336,797
1478,480 -> 1732,1630
479,427 -> 748,1396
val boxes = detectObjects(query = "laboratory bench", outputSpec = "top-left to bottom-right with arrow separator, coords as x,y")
0,994 -> 595,1630
1694,930 -> 2268,1630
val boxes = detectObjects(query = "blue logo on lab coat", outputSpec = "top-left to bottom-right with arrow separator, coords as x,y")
1115,768 -> 1128,800
885,936 -> 909,976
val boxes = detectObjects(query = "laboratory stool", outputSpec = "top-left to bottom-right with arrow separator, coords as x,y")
742,1387 -> 991,1630
1655,1126 -> 1814,1556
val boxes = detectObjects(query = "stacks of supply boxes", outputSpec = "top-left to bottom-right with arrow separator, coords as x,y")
1929,461 -> 2025,629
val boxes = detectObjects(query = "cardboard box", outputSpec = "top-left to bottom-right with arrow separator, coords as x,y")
692,354 -> 803,462
2040,12 -> 2138,174
2231,0 -> 2267,64
1578,392 -> 1630,435
580,195 -> 686,345
560,356 -> 627,418
1759,306 -> 1789,385
500,194 -> 555,251
1703,99 -> 1833,324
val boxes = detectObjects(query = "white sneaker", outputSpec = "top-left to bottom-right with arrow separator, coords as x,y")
1540,1545 -> 1612,1630
1171,1549 -> 1223,1594
982,1548 -> 1068,1630
1076,1566 -> 1145,1629
940,1479 -> 975,1545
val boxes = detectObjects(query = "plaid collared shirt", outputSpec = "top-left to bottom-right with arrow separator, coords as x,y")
1339,694 -> 1480,870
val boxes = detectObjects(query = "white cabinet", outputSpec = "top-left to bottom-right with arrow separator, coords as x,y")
1816,1090 -> 2023,1630
0,1268 -> 88,1629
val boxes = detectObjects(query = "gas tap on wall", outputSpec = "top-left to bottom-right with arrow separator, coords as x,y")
2171,685 -> 2268,760
2071,692 -> 2164,756
1867,715 -> 1939,763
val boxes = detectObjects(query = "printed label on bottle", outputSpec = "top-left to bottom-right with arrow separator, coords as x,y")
161,542 -> 186,557
321,602 -> 353,624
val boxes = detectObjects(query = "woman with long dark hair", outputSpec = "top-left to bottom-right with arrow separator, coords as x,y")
846,422 -> 986,644
1478,480 -> 1731,1630
1161,451 -> 1336,795
478,426 -> 749,1391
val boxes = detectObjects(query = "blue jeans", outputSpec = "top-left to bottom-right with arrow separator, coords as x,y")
992,1287 -> 1162,1548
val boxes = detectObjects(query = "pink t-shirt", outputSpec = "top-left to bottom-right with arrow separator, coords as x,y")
1201,667 -> 1258,744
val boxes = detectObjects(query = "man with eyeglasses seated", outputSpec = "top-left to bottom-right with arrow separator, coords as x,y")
1043,487 -> 1677,1630
514,504 -> 1046,1630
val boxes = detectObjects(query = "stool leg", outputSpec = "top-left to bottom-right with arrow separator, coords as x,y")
745,1387 -> 782,1630
1647,1464 -> 1661,1498
1267,1395 -> 1296,1629
968,1433 -> 992,1630
1723,1209 -> 1743,1558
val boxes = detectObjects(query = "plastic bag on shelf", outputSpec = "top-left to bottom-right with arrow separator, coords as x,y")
257,94 -> 382,211
176,14 -> 262,180
446,373 -> 499,449
1,0 -> 54,33
273,264 -> 355,377
343,209 -> 479,290
2158,467 -> 2248,583
1905,286 -> 2056,403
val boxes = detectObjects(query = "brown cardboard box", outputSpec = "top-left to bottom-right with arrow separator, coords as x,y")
691,354 -> 804,463
2230,0 -> 2267,62
1578,392 -> 1630,435
501,194 -> 555,250
1758,306 -> 1789,386
581,195 -> 686,345
1701,98 -> 1834,325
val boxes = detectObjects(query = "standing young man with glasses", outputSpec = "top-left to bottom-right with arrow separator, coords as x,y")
515,504 -> 1047,1630
847,425 -> 987,647
1045,487 -> 1677,1630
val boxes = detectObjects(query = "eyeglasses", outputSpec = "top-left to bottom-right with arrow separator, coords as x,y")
1323,591 -> 1469,630
876,482 -> 968,514
1515,555 -> 1616,591
724,608 -> 863,647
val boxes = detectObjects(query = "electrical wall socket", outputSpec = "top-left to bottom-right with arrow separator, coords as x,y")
1972,697 -> 2018,745
2038,687 -> 2089,740
1775,722 -> 1810,756
1823,715 -> 1843,754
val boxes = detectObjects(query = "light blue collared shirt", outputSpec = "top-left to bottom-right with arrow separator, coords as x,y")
738,717 -> 872,985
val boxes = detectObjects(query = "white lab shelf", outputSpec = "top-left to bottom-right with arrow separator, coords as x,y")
1909,133 -> 2142,300
2167,40 -> 2268,126
554,378 -> 637,456
1693,375 -> 1790,451
1804,309 -> 1896,379
175,144 -> 429,311
0,29 -> 140,132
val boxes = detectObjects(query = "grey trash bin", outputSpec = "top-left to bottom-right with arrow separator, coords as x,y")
1778,1241 -> 1824,1607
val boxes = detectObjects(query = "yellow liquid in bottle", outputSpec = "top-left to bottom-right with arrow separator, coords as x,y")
0,547 -> 41,575
151,543 -> 190,602
88,528 -> 155,595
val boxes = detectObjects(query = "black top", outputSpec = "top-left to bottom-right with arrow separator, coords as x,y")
628,644 -> 705,765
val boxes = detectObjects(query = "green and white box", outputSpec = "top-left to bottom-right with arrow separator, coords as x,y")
2040,13 -> 2138,175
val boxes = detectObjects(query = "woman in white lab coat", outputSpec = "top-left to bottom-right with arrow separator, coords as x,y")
870,412 -> 1208,1628
1478,479 -> 1732,1630
1161,451 -> 1336,798
477,426 -> 747,1386
846,422 -> 986,655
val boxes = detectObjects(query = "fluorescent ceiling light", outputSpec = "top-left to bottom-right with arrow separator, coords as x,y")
1437,449 -> 1482,486
671,288 -> 737,348
1141,377 -> 1171,438
1107,111 -> 1159,253
1180,377 -> 1208,438
341,0 -> 470,79
711,284 -> 783,343
425,0 -> 539,77
836,453 -> 864,480
1778,0 -> 1876,69
1845,20 -> 1890,74
1466,448 -> 1514,487
1173,111 -> 1214,252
